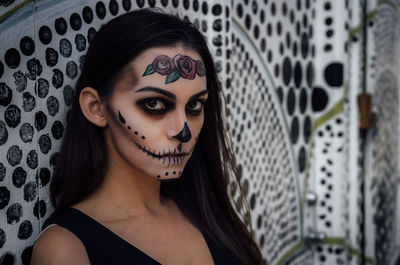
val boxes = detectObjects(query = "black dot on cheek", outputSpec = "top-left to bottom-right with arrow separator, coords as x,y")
127,126 -> 131,130
173,171 -> 176,175
134,131 -> 138,135
157,175 -> 160,179
165,172 -> 168,176
141,136 -> 145,140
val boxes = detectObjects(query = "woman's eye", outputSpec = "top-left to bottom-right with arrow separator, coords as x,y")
144,99 -> 165,110
137,98 -> 172,115
186,100 -> 206,116
187,100 -> 202,111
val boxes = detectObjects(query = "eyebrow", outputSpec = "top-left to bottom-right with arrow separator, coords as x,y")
136,86 -> 176,99
136,86 -> 209,101
189,89 -> 209,101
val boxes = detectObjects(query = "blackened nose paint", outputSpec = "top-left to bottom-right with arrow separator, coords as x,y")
173,122 -> 191,143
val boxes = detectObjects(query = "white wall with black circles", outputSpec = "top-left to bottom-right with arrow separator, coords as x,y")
1,0 -> 400,265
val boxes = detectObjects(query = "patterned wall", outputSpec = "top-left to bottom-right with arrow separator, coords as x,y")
0,0 -> 399,265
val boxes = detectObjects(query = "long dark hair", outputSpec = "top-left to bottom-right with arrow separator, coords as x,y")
50,8 -> 263,265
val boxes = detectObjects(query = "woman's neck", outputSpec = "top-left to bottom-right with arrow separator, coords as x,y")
75,148 -> 170,221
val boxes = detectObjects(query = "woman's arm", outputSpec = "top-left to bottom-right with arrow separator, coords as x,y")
31,225 -> 90,265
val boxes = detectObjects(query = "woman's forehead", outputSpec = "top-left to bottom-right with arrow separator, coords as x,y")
114,46 -> 207,96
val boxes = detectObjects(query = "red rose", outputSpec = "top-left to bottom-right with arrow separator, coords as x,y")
196,60 -> 205,77
152,55 -> 174,75
173,54 -> 196,79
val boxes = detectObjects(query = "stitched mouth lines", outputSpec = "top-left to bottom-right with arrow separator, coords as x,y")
134,142 -> 194,167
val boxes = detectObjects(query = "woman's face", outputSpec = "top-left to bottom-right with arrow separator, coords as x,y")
105,46 -> 208,181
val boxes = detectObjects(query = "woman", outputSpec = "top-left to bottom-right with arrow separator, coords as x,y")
31,8 -> 263,265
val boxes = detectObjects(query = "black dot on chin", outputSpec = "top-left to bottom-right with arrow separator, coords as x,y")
157,175 -> 160,179
173,171 -> 176,175
165,172 -> 168,176
127,126 -> 131,130
141,136 -> 145,140
134,131 -> 138,135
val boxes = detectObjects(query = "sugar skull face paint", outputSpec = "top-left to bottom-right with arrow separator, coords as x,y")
104,46 -> 207,181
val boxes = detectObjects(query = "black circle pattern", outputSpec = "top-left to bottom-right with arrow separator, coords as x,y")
0,0 -> 370,263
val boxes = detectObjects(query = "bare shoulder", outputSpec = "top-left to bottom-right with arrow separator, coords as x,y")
31,225 -> 90,265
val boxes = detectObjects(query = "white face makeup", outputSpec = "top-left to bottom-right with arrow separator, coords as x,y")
105,47 -> 208,181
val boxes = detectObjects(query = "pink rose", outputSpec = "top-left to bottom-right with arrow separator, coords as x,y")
152,55 -> 174,75
173,54 -> 196,80
196,60 -> 205,77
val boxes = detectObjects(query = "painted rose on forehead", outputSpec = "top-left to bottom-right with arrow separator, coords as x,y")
143,54 -> 206,84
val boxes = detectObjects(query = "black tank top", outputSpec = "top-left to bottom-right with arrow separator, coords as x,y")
44,208 -> 245,265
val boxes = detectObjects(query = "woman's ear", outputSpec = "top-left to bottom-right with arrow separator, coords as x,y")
79,87 -> 108,127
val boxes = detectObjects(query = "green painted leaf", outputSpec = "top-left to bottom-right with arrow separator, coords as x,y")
143,64 -> 155,76
165,70 -> 180,84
